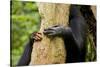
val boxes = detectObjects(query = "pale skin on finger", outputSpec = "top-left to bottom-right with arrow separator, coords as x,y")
34,32 -> 42,41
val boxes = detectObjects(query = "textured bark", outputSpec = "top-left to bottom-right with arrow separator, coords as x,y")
30,2 -> 70,65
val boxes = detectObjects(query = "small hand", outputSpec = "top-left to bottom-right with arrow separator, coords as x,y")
30,32 -> 42,42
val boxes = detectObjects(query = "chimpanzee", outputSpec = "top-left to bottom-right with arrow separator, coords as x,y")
17,5 -> 95,66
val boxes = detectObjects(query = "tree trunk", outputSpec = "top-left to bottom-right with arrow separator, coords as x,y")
30,2 -> 70,65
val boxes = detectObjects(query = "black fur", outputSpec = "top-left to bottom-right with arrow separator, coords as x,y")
65,5 -> 87,62
44,5 -> 87,62
17,35 -> 34,66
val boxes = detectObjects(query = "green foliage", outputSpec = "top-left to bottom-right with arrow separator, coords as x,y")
85,34 -> 96,61
11,1 -> 40,66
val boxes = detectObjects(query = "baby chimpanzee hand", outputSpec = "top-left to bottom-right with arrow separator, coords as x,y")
30,32 -> 42,42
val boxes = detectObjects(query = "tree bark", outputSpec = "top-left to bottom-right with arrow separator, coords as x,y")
30,2 -> 70,65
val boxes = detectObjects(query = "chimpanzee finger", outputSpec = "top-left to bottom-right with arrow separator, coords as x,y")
47,31 -> 56,36
44,26 -> 58,31
34,32 -> 42,41
44,28 -> 54,31
34,36 -> 42,41
35,33 -> 42,39
43,30 -> 56,36
43,30 -> 55,35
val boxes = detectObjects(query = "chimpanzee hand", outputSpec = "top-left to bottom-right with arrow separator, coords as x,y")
30,32 -> 42,42
43,25 -> 66,37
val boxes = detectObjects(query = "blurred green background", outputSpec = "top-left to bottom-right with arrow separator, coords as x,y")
11,1 -> 40,66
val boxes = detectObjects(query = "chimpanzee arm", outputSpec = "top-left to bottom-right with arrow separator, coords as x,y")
17,36 -> 34,66
64,16 -> 87,63
17,32 -> 42,66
